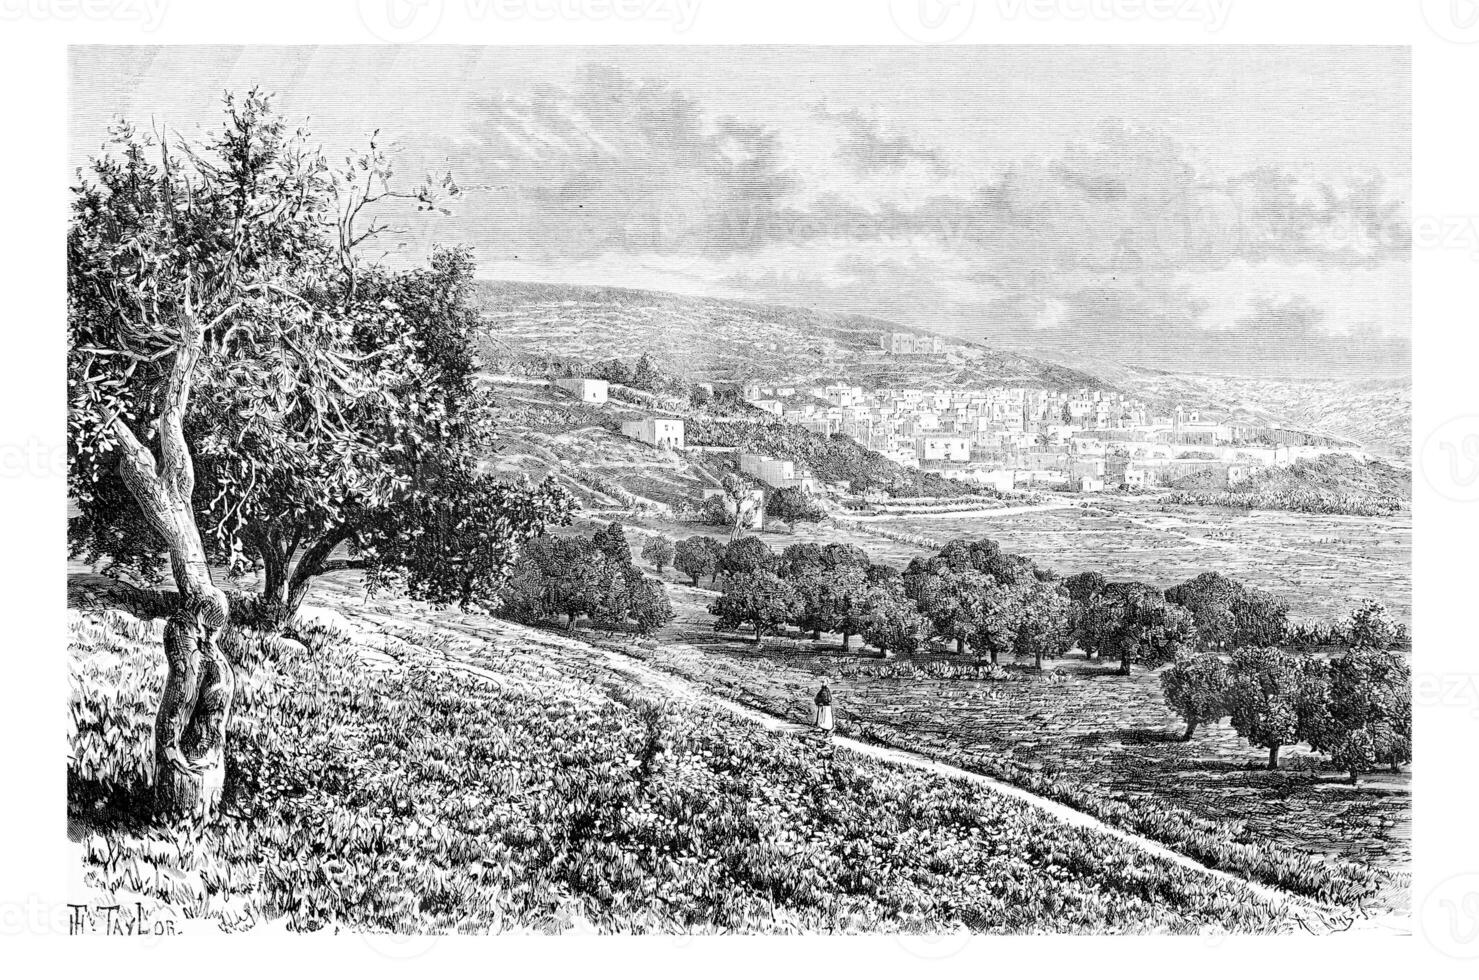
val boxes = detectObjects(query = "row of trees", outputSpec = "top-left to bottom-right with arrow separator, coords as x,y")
499,523 -> 674,635
667,533 -> 1071,666
1161,646 -> 1410,784
651,529 -> 1402,684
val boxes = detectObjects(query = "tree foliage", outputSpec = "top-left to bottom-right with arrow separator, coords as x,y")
1076,583 -> 1196,675
500,531 -> 673,636
70,95 -> 568,626
641,535 -> 675,573
1160,653 -> 1231,741
1225,647 -> 1327,770
673,535 -> 724,586
1165,572 -> 1288,650
1305,649 -> 1411,783
709,571 -> 803,644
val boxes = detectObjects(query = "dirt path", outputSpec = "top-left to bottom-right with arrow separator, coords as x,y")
307,585 -> 1407,937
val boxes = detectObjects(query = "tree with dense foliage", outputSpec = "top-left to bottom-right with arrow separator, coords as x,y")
966,578 -> 1028,665
500,532 -> 673,636
908,566 -> 989,656
861,583 -> 929,658
1063,570 -> 1108,655
590,570 -> 674,637
68,99 -> 569,636
767,485 -> 827,525
1306,649 -> 1411,784
1160,653 -> 1232,740
1077,583 -> 1196,675
673,535 -> 724,586
67,92 -> 529,819
1165,572 -> 1289,650
592,521 -> 634,567
1062,570 -> 1108,606
1013,581 -> 1073,670
1225,646 -> 1327,770
718,535 -> 776,578
709,571 -> 803,644
641,535 -> 675,573
925,537 -> 1046,586
500,536 -> 606,627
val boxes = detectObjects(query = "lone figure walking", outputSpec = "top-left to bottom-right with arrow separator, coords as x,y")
813,678 -> 834,736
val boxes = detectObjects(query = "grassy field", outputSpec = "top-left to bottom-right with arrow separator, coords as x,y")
67,593 -> 1304,935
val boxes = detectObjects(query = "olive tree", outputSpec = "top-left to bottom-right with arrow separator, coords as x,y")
1160,653 -> 1231,741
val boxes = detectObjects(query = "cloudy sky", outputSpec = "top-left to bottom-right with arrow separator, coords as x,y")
70,46 -> 1409,377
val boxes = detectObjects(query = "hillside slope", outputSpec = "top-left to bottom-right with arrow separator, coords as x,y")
67,585 -> 1302,934
473,280 -> 1103,390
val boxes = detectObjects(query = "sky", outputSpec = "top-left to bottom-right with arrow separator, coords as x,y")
69,45 -> 1410,378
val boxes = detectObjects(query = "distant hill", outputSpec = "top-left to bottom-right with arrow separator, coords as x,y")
1131,373 -> 1412,461
1016,347 -> 1411,460
472,280 -> 1104,391
1166,453 -> 1410,517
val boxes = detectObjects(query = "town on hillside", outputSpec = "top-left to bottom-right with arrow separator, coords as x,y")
742,358 -> 1354,495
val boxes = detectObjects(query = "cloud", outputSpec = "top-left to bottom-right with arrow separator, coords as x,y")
442,67 -> 1406,376
813,105 -> 948,177
450,63 -> 799,262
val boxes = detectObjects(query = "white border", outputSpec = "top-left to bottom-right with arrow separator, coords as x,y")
6,1 -> 1472,975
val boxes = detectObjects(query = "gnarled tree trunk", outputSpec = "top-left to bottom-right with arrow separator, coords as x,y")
112,333 -> 234,822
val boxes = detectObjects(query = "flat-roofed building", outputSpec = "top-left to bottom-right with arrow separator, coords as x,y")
621,417 -> 685,450
554,377 -> 609,404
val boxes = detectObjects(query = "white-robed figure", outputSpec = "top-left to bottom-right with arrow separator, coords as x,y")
813,678 -> 834,734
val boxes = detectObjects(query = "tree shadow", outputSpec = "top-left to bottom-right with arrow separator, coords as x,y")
1071,726 -> 1183,747
67,769 -> 156,839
